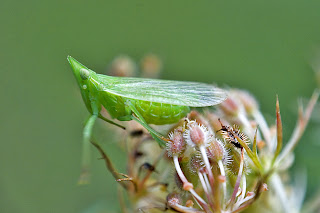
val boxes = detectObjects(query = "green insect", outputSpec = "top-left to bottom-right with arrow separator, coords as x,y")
67,56 -> 227,183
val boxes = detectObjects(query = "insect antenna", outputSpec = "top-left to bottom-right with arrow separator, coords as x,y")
216,118 -> 229,133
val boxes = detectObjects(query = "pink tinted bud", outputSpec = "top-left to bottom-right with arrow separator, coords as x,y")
167,130 -> 185,157
190,125 -> 205,145
219,96 -> 240,117
184,121 -> 211,147
187,111 -> 208,126
206,139 -> 225,162
188,110 -> 201,120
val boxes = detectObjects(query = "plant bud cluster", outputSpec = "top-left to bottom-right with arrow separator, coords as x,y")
95,55 -> 318,213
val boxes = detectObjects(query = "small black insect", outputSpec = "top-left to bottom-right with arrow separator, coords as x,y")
217,119 -> 249,149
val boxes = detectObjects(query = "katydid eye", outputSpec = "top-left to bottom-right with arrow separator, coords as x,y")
80,68 -> 90,80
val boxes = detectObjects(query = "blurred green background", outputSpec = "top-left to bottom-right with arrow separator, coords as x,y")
1,0 -> 320,212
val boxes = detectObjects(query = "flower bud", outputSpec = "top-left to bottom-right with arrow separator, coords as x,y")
206,139 -> 225,162
219,95 -> 241,117
187,110 -> 208,126
167,129 -> 185,157
184,121 -> 211,147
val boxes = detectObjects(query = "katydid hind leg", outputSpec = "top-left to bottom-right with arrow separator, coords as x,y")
125,100 -> 167,147
131,116 -> 167,147
79,114 -> 98,184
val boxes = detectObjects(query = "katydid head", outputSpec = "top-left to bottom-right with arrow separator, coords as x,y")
67,55 -> 98,113
67,56 -> 93,83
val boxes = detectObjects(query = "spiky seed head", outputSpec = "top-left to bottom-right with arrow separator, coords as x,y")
167,130 -> 185,157
184,120 -> 211,147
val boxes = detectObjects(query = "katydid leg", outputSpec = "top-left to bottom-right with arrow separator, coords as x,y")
125,100 -> 167,147
79,114 -> 98,184
131,117 -> 167,147
98,114 -> 126,130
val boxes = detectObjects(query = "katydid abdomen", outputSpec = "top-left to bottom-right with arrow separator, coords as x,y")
99,91 -> 190,125
133,100 -> 190,124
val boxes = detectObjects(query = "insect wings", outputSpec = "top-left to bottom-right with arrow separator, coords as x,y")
97,75 -> 228,107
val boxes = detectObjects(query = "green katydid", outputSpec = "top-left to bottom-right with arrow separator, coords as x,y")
67,56 -> 227,183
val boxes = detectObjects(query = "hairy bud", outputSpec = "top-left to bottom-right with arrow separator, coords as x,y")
167,129 -> 186,157
184,120 -> 211,147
